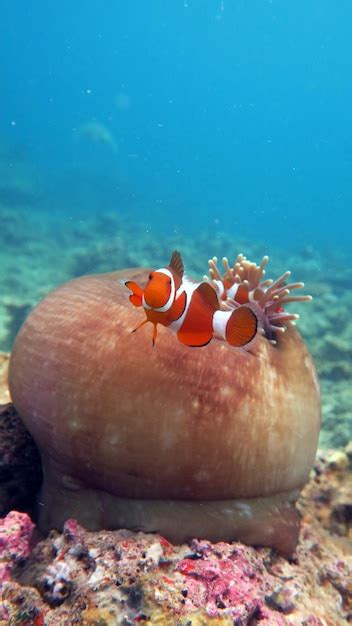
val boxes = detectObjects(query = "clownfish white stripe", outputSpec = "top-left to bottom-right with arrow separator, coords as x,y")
212,309 -> 229,340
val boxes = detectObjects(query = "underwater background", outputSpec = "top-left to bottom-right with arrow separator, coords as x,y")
0,1 -> 351,447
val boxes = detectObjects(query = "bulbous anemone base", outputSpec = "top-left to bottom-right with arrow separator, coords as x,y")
9,268 -> 320,556
40,456 -> 300,557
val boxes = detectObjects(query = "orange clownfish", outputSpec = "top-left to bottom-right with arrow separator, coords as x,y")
125,251 -> 258,348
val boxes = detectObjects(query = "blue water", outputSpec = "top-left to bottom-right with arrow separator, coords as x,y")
1,0 -> 352,250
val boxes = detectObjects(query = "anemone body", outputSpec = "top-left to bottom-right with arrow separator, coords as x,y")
9,269 -> 321,555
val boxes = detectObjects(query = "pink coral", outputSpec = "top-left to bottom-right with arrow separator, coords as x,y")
0,511 -> 34,587
0,511 -> 35,621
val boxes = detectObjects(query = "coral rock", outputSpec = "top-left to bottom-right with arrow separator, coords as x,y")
0,510 -> 34,589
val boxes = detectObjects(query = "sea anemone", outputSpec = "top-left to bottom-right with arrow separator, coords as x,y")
8,253 -> 321,556
207,254 -> 312,339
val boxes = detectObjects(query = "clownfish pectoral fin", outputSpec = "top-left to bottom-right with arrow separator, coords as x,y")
169,250 -> 184,278
225,306 -> 258,348
125,280 -> 143,307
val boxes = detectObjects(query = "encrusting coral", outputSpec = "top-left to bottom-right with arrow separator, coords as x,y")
8,252 -> 321,556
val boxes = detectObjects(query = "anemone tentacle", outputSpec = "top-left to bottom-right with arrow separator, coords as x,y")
206,254 -> 312,340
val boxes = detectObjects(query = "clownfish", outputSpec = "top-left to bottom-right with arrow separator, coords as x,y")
125,251 -> 258,348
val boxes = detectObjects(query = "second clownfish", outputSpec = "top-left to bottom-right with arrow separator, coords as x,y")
125,251 -> 258,348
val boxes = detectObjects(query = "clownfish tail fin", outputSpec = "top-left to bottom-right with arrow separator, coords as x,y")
225,306 -> 258,348
169,250 -> 184,278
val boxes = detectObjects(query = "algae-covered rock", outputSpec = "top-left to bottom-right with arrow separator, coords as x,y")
0,402 -> 42,517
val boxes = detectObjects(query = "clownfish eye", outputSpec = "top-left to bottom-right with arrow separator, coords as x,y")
149,273 -> 153,280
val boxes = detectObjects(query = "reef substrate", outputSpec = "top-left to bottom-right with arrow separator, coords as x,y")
0,378 -> 351,624
1,456 -> 351,626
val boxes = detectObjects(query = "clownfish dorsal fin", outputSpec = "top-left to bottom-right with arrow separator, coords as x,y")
169,250 -> 184,278
196,281 -> 220,311
234,283 -> 250,305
